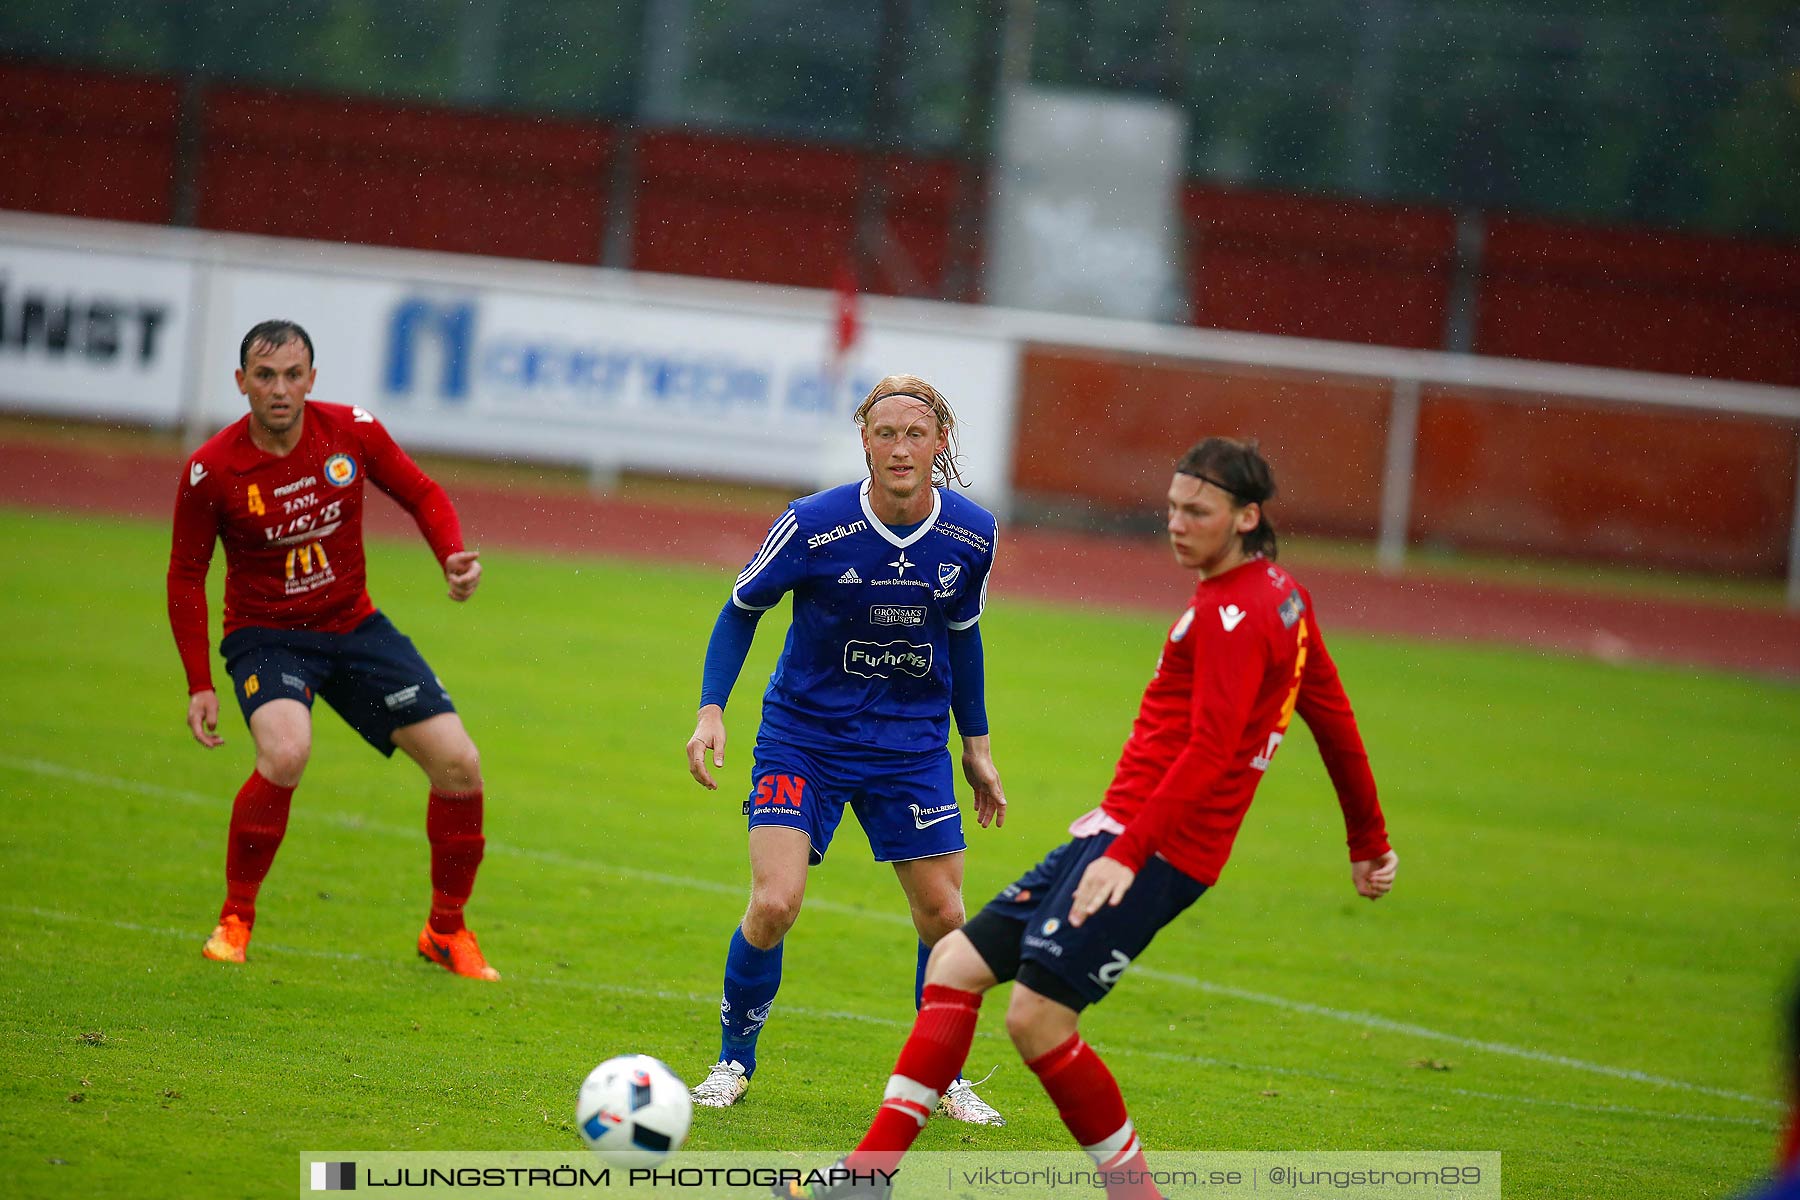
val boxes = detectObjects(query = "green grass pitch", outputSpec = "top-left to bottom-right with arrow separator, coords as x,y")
0,506 -> 1795,1199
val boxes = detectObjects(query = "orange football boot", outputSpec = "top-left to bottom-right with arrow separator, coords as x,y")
202,914 -> 252,963
417,925 -> 500,981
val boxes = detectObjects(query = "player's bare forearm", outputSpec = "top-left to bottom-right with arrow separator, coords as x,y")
444,549 -> 482,602
960,734 -> 1006,828
686,704 -> 727,791
187,689 -> 225,749
1352,849 -> 1398,900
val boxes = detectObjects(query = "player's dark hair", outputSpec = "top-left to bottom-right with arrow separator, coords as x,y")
1176,436 -> 1278,560
239,319 -> 315,368
854,374 -> 968,488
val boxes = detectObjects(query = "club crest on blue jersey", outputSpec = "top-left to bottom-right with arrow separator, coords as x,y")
324,453 -> 358,487
934,562 -> 962,598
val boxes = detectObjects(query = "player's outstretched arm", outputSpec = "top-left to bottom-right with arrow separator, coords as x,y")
959,734 -> 1006,828
686,704 -> 727,790
1352,849 -> 1398,900
187,689 -> 225,749
444,549 -> 482,601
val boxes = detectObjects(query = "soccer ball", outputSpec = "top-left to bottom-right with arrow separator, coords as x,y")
575,1054 -> 692,1166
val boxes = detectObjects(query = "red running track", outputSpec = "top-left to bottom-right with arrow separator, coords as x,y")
3,438 -> 1796,679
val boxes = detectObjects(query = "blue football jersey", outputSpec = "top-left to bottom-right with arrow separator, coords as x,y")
732,479 -> 997,756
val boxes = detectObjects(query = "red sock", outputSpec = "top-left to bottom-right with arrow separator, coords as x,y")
220,771 -> 295,927
847,984 -> 982,1174
1027,1034 -> 1160,1200
426,788 -> 485,934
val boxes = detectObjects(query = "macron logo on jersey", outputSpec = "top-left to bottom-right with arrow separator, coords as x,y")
189,462 -> 207,486
1219,604 -> 1247,632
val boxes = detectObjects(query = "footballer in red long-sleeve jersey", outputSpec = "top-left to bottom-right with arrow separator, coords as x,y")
166,320 -> 500,981
778,438 -> 1399,1200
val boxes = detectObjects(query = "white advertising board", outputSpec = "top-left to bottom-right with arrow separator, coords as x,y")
0,238 -> 194,423
197,264 -> 1019,509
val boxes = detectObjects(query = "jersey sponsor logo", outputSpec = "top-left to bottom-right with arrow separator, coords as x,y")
1278,589 -> 1306,629
844,639 -> 933,679
188,461 -> 207,486
1218,604 -> 1247,632
1087,949 -> 1133,991
887,550 -> 914,577
933,563 -> 962,598
383,684 -> 421,710
283,540 -> 336,594
272,476 -> 318,497
937,522 -> 991,553
909,802 -> 959,830
870,605 -> 926,627
1170,606 -> 1195,642
837,567 -> 863,584
281,673 -> 307,692
807,520 -> 868,549
323,453 -> 358,487
752,773 -> 807,809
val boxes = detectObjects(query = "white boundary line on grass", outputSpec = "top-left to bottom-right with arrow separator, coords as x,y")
1,753 -> 1782,1114
1,901 -> 1774,1132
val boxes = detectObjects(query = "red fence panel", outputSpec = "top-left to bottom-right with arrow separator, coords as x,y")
0,60 -> 178,224
630,130 -> 955,295
1182,185 -> 1457,350
1013,346 -> 1391,538
1475,217 -> 1800,388
197,86 -> 613,264
1412,389 -> 1798,575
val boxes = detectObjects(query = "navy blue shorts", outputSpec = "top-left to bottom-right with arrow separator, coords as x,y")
220,612 -> 456,757
962,833 -> 1207,1011
742,740 -> 963,865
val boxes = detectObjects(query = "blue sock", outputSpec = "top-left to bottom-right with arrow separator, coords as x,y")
719,926 -> 782,1077
915,939 -> 930,1010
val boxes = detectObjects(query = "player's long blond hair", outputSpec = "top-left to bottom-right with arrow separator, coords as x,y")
853,374 -> 968,488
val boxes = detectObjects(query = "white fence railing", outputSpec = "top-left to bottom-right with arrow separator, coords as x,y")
4,210 -> 1798,606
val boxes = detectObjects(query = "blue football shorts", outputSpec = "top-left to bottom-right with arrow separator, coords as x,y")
961,832 -> 1208,1010
220,612 -> 456,757
742,740 -> 964,865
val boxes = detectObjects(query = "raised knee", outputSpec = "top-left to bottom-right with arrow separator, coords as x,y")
745,890 -> 803,943
439,741 -> 481,793
257,741 -> 309,788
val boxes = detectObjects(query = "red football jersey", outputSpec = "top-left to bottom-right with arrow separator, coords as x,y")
1101,557 -> 1389,885
166,401 -> 463,694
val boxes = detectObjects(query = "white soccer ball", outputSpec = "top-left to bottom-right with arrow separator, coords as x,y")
576,1054 -> 692,1166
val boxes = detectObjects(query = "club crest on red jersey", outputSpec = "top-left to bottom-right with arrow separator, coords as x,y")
324,454 -> 358,487
1170,606 -> 1195,642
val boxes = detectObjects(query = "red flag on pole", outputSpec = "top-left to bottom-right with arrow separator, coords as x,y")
832,261 -> 861,363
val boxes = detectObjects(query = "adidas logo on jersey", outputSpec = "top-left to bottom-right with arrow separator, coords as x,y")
838,567 -> 862,584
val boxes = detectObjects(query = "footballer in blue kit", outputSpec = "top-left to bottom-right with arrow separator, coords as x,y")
684,376 -> 1009,1125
